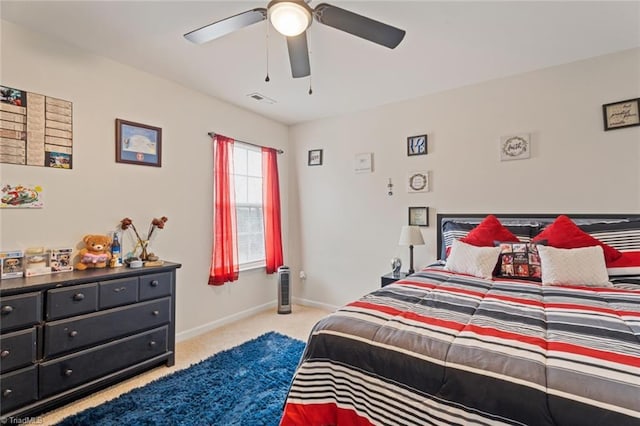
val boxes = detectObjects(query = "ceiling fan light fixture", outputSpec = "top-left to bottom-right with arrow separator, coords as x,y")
268,0 -> 312,37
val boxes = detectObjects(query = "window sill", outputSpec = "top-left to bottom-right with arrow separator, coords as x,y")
239,262 -> 266,272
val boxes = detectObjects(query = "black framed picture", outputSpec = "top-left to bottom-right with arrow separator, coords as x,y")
408,206 -> 429,227
602,98 -> 640,131
308,149 -> 323,166
116,119 -> 162,167
407,134 -> 427,156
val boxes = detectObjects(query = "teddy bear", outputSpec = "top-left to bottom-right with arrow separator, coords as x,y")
75,234 -> 112,270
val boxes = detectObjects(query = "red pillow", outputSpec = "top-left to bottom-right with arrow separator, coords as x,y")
460,215 -> 520,247
532,215 -> 622,264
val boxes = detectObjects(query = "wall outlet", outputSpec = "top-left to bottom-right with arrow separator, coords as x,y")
299,270 -> 307,280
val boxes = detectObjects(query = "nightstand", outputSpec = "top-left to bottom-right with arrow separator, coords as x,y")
381,272 -> 408,287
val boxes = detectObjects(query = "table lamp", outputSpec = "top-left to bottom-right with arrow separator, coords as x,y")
399,225 -> 425,274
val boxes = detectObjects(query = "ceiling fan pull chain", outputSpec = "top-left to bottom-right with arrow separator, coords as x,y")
265,20 -> 270,82
307,30 -> 312,95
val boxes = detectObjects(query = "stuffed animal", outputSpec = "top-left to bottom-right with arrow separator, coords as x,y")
75,234 -> 112,270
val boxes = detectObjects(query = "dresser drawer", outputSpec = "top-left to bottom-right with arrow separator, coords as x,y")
44,297 -> 171,358
39,326 -> 168,398
0,292 -> 42,333
0,327 -> 37,373
139,272 -> 172,301
0,365 -> 38,415
99,277 -> 139,309
46,283 -> 98,321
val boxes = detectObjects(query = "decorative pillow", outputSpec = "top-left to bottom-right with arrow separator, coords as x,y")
494,241 -> 544,281
537,245 -> 611,287
441,218 -> 535,259
461,215 -> 520,247
532,215 -> 622,264
445,239 -> 501,280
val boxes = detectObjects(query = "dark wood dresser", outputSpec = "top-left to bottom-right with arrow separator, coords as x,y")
0,262 -> 181,421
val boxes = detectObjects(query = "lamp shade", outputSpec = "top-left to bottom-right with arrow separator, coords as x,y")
399,226 -> 425,246
268,0 -> 312,37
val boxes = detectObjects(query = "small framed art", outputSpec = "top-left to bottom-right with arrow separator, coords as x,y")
500,134 -> 530,161
354,152 -> 373,173
116,119 -> 162,167
602,98 -> 640,131
407,134 -> 427,156
308,149 -> 323,166
408,206 -> 429,227
407,170 -> 429,193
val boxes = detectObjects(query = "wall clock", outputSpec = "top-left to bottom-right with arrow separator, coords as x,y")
407,134 -> 427,156
407,170 -> 429,193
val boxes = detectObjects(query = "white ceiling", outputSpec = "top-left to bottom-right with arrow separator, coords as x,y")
2,1 -> 639,125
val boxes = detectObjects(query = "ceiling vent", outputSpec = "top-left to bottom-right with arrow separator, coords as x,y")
247,92 -> 276,104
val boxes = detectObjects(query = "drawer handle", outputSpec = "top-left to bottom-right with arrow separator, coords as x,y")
73,293 -> 85,301
152,310 -> 160,316
114,287 -> 127,293
1,305 -> 13,314
69,330 -> 79,338
1,350 -> 9,358
150,280 -> 159,287
149,341 -> 157,347
2,389 -> 12,398
64,369 -> 73,377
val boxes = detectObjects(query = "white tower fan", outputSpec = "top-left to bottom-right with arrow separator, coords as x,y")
277,266 -> 291,314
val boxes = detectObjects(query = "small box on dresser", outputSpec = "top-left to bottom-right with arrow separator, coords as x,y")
0,250 -> 24,279
0,261 -> 181,422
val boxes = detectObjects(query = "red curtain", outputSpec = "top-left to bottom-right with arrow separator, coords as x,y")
209,135 -> 238,285
262,147 -> 284,274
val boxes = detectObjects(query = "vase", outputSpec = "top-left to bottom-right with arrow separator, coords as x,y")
139,240 -> 150,261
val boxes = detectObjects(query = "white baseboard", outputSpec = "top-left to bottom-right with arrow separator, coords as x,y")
176,301 -> 276,343
175,298 -> 338,343
293,297 -> 339,313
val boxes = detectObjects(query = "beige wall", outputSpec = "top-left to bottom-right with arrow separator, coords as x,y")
289,48 -> 640,310
2,19 -> 639,330
0,21 -> 291,338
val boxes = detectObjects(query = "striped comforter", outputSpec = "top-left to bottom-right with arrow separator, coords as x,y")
281,266 -> 640,426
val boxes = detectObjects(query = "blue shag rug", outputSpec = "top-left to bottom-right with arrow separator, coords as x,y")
56,332 -> 305,426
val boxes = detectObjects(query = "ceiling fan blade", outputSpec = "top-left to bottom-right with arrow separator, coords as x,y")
314,3 -> 405,49
287,33 -> 311,78
184,8 -> 267,44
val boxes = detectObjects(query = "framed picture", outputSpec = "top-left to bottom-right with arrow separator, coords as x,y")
407,170 -> 429,193
116,119 -> 162,167
308,149 -> 323,166
602,98 -> 640,131
500,133 -> 530,161
407,134 -> 427,156
408,206 -> 429,227
354,152 -> 373,173
1,183 -> 44,209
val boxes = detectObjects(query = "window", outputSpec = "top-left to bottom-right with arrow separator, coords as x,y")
233,143 -> 265,268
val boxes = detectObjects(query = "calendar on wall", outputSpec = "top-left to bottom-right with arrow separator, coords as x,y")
0,86 -> 73,169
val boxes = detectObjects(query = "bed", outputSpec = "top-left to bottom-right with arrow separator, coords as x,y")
280,213 -> 640,426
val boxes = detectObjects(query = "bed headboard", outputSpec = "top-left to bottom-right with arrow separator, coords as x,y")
436,213 -> 640,260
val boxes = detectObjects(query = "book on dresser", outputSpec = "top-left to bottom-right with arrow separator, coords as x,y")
0,262 -> 181,422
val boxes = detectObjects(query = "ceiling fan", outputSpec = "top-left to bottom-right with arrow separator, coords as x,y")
183,0 -> 406,79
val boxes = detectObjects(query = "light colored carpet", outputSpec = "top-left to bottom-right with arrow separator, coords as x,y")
39,304 -> 330,425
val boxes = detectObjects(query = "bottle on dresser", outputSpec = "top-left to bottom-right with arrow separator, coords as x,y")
111,232 -> 122,267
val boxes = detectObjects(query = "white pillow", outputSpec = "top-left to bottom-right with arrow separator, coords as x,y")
537,245 -> 611,287
445,239 -> 501,279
